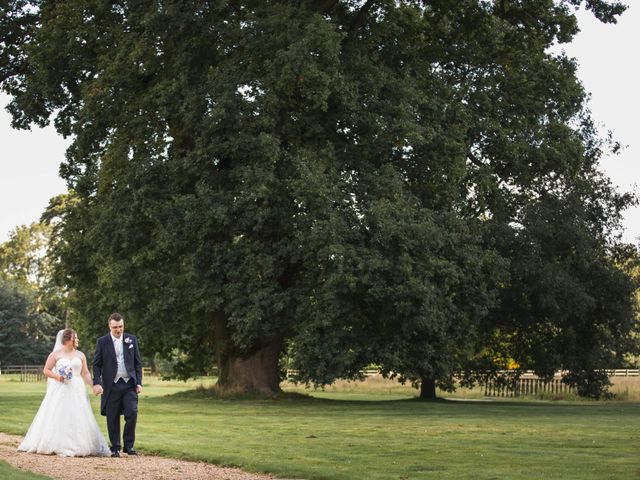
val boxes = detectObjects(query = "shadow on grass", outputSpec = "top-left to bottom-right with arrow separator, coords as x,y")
166,385 -> 519,408
169,385 -> 557,404
158,386 -> 640,420
169,385 -> 318,402
165,385 -> 425,407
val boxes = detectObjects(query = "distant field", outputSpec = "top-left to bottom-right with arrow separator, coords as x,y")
1,374 -> 639,479
608,376 -> 640,401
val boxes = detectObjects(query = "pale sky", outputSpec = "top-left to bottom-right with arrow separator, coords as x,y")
1,5 -> 639,243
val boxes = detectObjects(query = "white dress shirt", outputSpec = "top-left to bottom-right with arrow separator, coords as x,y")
111,334 -> 131,383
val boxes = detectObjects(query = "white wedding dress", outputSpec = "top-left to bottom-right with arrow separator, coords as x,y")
18,355 -> 110,457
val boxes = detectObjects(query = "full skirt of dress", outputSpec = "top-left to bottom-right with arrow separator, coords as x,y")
18,375 -> 110,457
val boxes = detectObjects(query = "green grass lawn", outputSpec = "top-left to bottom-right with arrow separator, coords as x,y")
1,375 -> 639,479
0,460 -> 51,479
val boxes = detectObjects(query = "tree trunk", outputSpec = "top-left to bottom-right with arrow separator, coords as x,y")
212,311 -> 283,395
419,377 -> 437,400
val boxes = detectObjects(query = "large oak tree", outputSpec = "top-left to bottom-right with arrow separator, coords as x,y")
1,0 -> 635,396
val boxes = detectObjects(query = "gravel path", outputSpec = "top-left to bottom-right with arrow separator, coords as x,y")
0,433 -> 280,480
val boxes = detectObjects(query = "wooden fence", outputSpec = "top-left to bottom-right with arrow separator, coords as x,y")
605,369 -> 639,376
2,365 -> 638,386
482,370 -> 639,398
483,376 -> 574,398
0,365 -> 153,382
0,365 -> 45,382
285,368 -> 380,379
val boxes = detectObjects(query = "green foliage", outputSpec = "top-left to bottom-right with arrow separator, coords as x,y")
0,0 -> 636,396
0,222 -> 65,363
0,278 -> 58,365
0,221 -> 67,320
608,243 -> 640,369
0,223 -> 49,290
474,164 -> 640,397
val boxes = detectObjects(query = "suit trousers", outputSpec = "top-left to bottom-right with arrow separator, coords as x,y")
106,378 -> 138,451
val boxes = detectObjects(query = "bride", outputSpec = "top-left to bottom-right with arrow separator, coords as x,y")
18,328 -> 110,457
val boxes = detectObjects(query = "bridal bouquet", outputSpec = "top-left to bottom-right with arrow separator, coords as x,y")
57,366 -> 73,382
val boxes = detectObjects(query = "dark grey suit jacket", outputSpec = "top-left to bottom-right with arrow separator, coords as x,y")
92,333 -> 143,415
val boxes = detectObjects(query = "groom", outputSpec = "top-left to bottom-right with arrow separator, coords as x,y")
93,312 -> 143,457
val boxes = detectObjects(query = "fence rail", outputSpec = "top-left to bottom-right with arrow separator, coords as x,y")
0,365 -> 45,382
285,368 -> 380,379
489,369 -> 639,378
2,365 -> 638,385
605,369 -> 639,376
484,377 -> 574,398
482,369 -> 638,398
0,365 -> 154,382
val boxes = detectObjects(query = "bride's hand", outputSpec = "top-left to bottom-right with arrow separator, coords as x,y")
57,374 -> 65,382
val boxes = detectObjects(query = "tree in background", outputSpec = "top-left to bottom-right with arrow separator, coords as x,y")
0,278 -> 59,365
0,223 -> 49,291
0,222 -> 67,319
473,162 -> 639,397
0,0 -> 635,396
608,243 -> 640,371
0,223 -> 64,361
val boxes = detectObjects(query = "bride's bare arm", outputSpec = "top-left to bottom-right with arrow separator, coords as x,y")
80,353 -> 93,386
43,352 -> 64,382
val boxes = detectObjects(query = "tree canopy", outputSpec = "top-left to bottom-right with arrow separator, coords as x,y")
0,223 -> 64,364
1,0 -> 636,396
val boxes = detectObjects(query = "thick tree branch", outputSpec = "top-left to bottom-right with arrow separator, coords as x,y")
467,151 -> 485,168
348,0 -> 376,32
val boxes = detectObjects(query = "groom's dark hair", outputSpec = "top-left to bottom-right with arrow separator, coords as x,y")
108,312 -> 123,323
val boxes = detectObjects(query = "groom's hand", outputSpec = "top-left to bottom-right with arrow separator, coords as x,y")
93,385 -> 103,396
136,384 -> 142,394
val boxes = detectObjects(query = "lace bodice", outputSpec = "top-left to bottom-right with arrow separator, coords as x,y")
55,355 -> 83,377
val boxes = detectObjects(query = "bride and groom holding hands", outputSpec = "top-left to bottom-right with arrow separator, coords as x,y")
18,313 -> 143,458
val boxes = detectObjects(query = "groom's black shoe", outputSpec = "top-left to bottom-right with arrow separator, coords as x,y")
111,450 -> 120,458
124,448 -> 138,456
